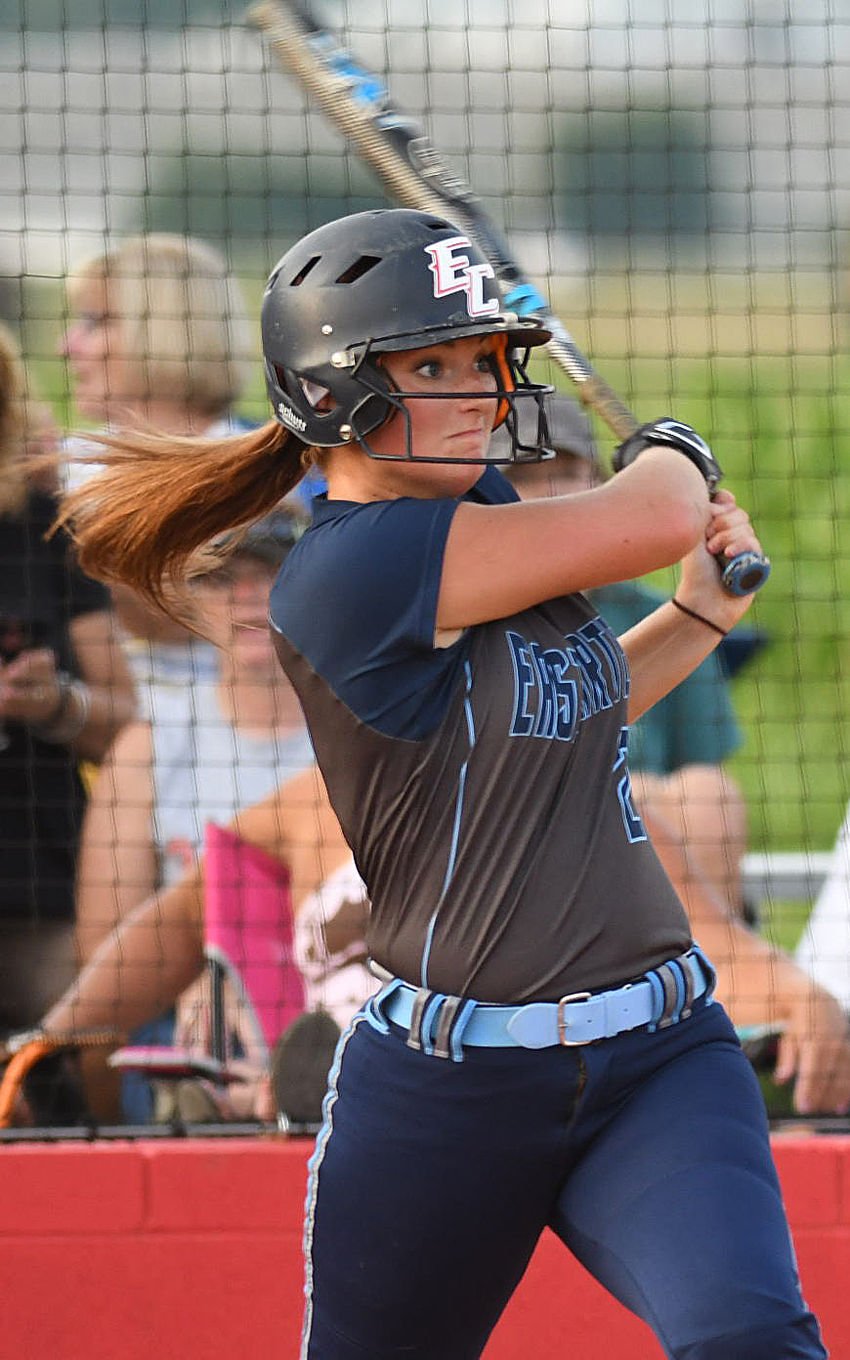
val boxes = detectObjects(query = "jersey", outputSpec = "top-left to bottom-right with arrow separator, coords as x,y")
270,467 -> 691,1005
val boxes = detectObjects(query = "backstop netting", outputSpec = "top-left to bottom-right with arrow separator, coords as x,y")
2,0 -> 849,1133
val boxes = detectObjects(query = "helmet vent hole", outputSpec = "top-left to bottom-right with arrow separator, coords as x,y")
335,255 -> 381,285
299,378 -> 334,411
290,256 -> 321,286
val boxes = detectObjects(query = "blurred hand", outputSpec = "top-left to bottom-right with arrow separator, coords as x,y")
774,987 -> 850,1116
0,648 -> 64,726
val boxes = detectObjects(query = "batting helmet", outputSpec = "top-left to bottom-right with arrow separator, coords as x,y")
261,208 -> 553,461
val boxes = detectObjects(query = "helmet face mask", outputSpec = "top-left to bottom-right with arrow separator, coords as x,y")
261,208 -> 555,465
346,344 -> 555,465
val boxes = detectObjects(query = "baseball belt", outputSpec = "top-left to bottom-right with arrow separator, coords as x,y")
367,947 -> 715,1062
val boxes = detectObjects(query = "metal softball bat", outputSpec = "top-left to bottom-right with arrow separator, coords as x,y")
247,0 -> 771,596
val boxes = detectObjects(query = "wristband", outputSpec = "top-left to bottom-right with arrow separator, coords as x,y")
612,418 -> 723,494
671,597 -> 728,638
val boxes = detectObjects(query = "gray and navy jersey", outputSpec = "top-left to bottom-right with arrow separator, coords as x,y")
270,467 -> 691,1004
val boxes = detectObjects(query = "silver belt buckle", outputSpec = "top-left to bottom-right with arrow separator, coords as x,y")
557,991 -> 593,1046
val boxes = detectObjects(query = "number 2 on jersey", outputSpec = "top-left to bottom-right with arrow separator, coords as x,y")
613,727 -> 647,844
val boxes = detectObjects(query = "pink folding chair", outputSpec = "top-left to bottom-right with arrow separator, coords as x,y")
203,823 -> 306,1065
110,824 -> 306,1088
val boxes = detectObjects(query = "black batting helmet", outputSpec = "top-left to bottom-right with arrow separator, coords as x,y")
260,208 -> 553,462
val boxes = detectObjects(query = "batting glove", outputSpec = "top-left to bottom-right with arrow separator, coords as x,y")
612,418 -> 723,494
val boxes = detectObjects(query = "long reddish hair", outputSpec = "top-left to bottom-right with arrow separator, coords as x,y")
56,420 -> 310,613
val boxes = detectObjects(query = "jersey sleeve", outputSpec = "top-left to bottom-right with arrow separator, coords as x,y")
270,468 -> 521,739
270,494 -> 465,738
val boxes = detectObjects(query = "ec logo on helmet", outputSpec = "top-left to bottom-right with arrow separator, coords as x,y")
424,236 -> 500,319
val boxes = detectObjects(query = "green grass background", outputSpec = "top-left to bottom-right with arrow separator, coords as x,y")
577,348 -> 850,951
593,354 -> 850,852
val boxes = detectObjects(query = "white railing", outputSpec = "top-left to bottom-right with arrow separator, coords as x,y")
741,852 -> 833,905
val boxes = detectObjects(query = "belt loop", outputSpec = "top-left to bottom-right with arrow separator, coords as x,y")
674,954 -> 696,1019
644,969 -> 666,1032
365,976 -> 405,1035
656,962 -> 682,1028
419,993 -> 447,1057
406,987 -> 434,1052
433,995 -> 464,1060
449,999 -> 478,1063
688,942 -> 717,1004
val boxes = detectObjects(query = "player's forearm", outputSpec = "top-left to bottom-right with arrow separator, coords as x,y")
621,601 -> 722,721
66,681 -> 138,762
646,802 -> 815,1028
42,880 -> 205,1036
688,907 -> 817,1029
439,450 -> 710,630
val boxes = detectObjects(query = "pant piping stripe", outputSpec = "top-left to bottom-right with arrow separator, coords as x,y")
300,1013 -> 366,1360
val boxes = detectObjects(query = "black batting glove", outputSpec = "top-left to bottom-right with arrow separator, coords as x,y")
612,418 -> 723,494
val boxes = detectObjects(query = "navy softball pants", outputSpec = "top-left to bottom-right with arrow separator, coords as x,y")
300,998 -> 826,1359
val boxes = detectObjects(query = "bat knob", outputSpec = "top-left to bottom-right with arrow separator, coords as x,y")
720,550 -> 771,597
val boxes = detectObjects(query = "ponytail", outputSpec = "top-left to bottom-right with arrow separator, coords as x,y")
56,419 -> 308,614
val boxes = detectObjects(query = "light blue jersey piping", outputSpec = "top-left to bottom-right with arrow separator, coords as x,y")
419,659 -> 476,988
300,1012 -> 367,1360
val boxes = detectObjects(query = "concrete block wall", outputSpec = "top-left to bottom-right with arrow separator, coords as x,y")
0,1136 -> 847,1360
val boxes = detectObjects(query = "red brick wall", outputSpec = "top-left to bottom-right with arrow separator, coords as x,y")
0,1136 -> 847,1359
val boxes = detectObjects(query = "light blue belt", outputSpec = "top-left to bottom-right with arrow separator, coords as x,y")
369,948 -> 713,1060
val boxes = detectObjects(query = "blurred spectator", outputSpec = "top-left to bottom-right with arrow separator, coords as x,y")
24,763 -> 849,1124
74,509 -> 314,1122
501,393 -> 748,918
21,395 -> 62,497
30,764 -> 375,1127
499,396 -> 850,1115
646,799 -> 850,1116
59,233 -> 256,711
796,803 -> 850,1016
0,321 -> 136,1121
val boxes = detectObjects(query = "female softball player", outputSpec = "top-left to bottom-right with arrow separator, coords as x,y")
58,209 -> 836,1359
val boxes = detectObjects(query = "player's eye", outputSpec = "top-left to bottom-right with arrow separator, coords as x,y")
413,357 -> 443,380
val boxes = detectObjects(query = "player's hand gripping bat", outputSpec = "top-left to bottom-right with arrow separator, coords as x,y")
247,0 -> 770,597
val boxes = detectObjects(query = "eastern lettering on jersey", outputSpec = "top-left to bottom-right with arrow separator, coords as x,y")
424,235 -> 500,319
507,616 -> 630,741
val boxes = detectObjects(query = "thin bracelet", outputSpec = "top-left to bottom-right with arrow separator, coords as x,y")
37,679 -> 72,729
33,676 -> 93,745
671,597 -> 728,638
